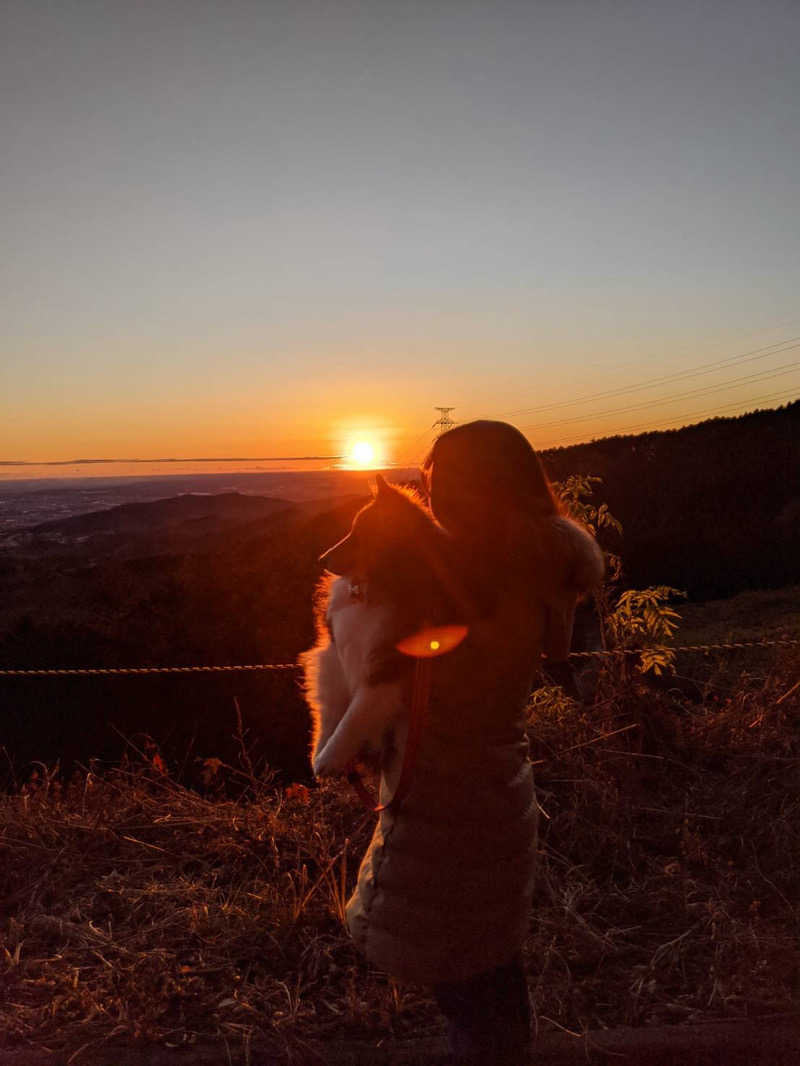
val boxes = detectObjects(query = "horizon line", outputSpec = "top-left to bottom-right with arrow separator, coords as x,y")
0,456 -> 346,467
4,396 -> 797,469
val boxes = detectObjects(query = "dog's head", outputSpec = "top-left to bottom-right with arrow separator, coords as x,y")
321,474 -> 478,630
320,474 -> 433,579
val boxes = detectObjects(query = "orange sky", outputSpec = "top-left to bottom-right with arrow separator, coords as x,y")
3,4 -> 799,474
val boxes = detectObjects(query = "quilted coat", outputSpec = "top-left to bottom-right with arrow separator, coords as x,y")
345,515 -> 603,985
345,592 -> 543,985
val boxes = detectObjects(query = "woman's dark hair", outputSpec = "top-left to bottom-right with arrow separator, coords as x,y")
423,421 -> 559,613
423,420 -> 557,538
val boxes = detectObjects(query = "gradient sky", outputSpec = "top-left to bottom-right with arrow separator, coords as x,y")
2,0 -> 799,471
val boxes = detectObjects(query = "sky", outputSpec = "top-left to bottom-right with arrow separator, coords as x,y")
2,0 -> 799,474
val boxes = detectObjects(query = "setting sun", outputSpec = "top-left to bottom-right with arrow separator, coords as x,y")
347,440 -> 377,468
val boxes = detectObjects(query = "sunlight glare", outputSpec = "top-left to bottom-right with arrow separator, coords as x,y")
348,439 -> 376,468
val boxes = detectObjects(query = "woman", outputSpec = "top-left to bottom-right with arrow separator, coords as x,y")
344,421 -> 603,1063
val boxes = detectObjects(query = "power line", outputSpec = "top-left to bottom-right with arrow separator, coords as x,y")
462,335 -> 800,422
588,388 -> 800,441
400,365 -> 799,467
545,388 -> 800,449
519,360 -> 800,435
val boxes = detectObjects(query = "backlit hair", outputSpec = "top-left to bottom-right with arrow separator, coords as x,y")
423,420 -> 558,537
420,421 -> 562,613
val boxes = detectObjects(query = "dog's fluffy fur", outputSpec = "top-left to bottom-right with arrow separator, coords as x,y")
538,514 -> 606,660
299,573 -> 407,776
299,476 -> 461,777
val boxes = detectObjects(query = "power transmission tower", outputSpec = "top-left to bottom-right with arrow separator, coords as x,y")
432,407 -> 456,436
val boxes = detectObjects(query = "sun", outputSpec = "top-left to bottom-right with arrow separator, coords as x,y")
347,439 -> 376,468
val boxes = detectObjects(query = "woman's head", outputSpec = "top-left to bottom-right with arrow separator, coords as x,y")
423,420 -> 557,540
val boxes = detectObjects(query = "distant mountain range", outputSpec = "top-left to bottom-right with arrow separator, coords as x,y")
5,492 -> 295,561
0,467 -> 418,534
32,490 -> 290,534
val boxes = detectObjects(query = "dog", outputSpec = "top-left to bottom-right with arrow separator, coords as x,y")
299,475 -> 468,778
299,475 -> 604,777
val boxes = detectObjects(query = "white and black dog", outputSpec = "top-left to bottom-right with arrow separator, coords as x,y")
299,475 -> 467,777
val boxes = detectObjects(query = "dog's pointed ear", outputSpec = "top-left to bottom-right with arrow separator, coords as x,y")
375,473 -> 390,497
319,533 -> 357,576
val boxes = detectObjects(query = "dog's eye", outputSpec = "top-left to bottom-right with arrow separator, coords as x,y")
396,624 -> 468,658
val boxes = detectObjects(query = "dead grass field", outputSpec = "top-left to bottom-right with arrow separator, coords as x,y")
1,640 -> 798,1063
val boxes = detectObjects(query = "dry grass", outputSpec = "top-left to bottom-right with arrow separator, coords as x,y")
1,648 -> 798,1062
527,647 -> 800,1032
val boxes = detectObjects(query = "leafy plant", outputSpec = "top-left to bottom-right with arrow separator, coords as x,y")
554,474 -> 623,591
606,585 -> 686,675
554,475 -> 685,675
555,474 -> 623,539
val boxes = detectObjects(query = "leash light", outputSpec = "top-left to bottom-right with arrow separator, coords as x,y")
395,624 -> 469,658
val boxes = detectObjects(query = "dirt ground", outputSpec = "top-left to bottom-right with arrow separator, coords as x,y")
1,1018 -> 798,1066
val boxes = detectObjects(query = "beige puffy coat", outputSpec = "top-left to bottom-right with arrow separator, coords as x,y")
345,515 -> 603,985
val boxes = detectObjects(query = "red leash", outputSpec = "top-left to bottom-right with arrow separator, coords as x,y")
347,624 -> 467,814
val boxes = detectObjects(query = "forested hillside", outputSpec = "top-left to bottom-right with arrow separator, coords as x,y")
542,400 -> 800,597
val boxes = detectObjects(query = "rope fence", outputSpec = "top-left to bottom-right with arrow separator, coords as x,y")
0,637 -> 797,678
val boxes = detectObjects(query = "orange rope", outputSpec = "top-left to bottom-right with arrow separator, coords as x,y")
0,638 -> 797,677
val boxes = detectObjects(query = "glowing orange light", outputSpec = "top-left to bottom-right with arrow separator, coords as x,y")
396,624 -> 469,658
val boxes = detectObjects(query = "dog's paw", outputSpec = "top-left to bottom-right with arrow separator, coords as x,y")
313,743 -> 348,778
